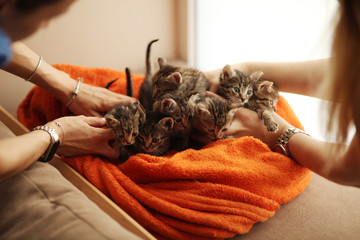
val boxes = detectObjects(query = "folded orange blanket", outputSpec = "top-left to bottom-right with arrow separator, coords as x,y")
18,64 -> 312,240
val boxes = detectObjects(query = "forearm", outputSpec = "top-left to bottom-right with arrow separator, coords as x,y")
0,131 -> 50,181
289,133 -> 360,187
205,58 -> 329,98
3,41 -> 76,105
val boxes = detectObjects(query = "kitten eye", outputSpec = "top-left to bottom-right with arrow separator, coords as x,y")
247,89 -> 253,95
152,138 -> 160,143
132,132 -> 138,137
270,100 -> 274,105
208,129 -> 215,133
176,118 -> 182,123
234,87 -> 240,93
222,128 -> 228,132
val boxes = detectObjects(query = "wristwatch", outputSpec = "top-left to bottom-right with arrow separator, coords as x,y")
31,125 -> 60,162
275,128 -> 309,158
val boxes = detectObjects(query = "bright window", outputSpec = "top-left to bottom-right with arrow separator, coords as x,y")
195,0 -> 338,141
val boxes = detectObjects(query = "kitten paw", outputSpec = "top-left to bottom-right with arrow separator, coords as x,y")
265,121 -> 279,132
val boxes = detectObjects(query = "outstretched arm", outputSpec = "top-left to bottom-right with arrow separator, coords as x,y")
225,108 -> 360,187
3,41 -> 136,117
205,59 -> 329,98
0,116 -> 118,181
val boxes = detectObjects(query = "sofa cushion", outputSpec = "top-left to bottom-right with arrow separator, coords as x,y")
0,161 -> 141,240
231,173 -> 360,240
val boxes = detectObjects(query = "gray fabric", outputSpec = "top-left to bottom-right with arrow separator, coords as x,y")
0,162 -> 141,240
231,173 -> 360,240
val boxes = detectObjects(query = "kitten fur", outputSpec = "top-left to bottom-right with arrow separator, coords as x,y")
153,92 -> 200,150
217,64 -> 263,106
139,39 -> 159,110
104,67 -> 133,95
132,111 -> 174,156
125,67 -> 133,97
151,57 -> 210,100
246,79 -> 280,132
105,101 -> 146,161
191,95 -> 238,148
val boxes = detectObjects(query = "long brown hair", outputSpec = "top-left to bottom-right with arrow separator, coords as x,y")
327,0 -> 360,142
15,0 -> 63,12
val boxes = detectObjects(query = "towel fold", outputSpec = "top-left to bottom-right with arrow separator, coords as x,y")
18,64 -> 311,240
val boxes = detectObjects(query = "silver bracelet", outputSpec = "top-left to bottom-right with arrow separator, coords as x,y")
31,125 -> 60,162
275,128 -> 310,158
66,77 -> 83,107
25,56 -> 43,81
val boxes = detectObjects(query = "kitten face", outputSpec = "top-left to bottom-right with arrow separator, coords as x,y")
135,116 -> 174,155
151,58 -> 180,99
218,64 -> 263,105
253,79 -> 279,112
105,101 -> 146,145
153,93 -> 199,130
193,96 -> 238,141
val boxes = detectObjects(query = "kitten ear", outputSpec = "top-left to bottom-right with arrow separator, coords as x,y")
158,117 -> 174,131
258,80 -> 273,93
158,57 -> 168,69
104,114 -> 119,128
196,104 -> 211,118
135,102 -> 146,125
167,72 -> 182,86
221,64 -> 236,80
249,71 -> 264,82
153,100 -> 160,112
161,98 -> 177,113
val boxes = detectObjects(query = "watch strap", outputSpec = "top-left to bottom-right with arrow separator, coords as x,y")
275,128 -> 309,158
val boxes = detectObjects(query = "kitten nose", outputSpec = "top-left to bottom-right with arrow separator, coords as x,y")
124,134 -> 133,145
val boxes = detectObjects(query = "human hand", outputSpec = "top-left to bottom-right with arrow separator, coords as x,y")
224,108 -> 293,150
68,83 -> 136,117
46,116 -> 119,159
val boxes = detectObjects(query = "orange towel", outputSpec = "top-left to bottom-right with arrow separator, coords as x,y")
18,64 -> 312,240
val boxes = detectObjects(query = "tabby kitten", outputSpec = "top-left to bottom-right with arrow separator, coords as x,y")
132,111 -> 174,156
217,64 -> 263,106
139,39 -> 158,111
105,101 -> 146,161
153,92 -> 200,150
190,95 -> 239,149
245,79 -> 279,132
151,57 -> 210,100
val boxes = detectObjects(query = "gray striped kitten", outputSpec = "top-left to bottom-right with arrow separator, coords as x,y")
151,57 -> 210,99
153,92 -> 200,150
133,111 -> 174,156
217,64 -> 263,106
245,79 -> 279,132
190,95 -> 239,149
105,101 -> 146,161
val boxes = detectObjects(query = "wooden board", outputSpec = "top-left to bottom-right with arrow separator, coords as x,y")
0,105 -> 155,240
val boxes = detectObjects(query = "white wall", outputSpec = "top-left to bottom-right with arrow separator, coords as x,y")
0,0 -> 184,117
195,0 -> 338,141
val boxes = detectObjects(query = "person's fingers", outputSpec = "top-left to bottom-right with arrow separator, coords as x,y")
89,109 -> 102,118
83,116 -> 108,128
